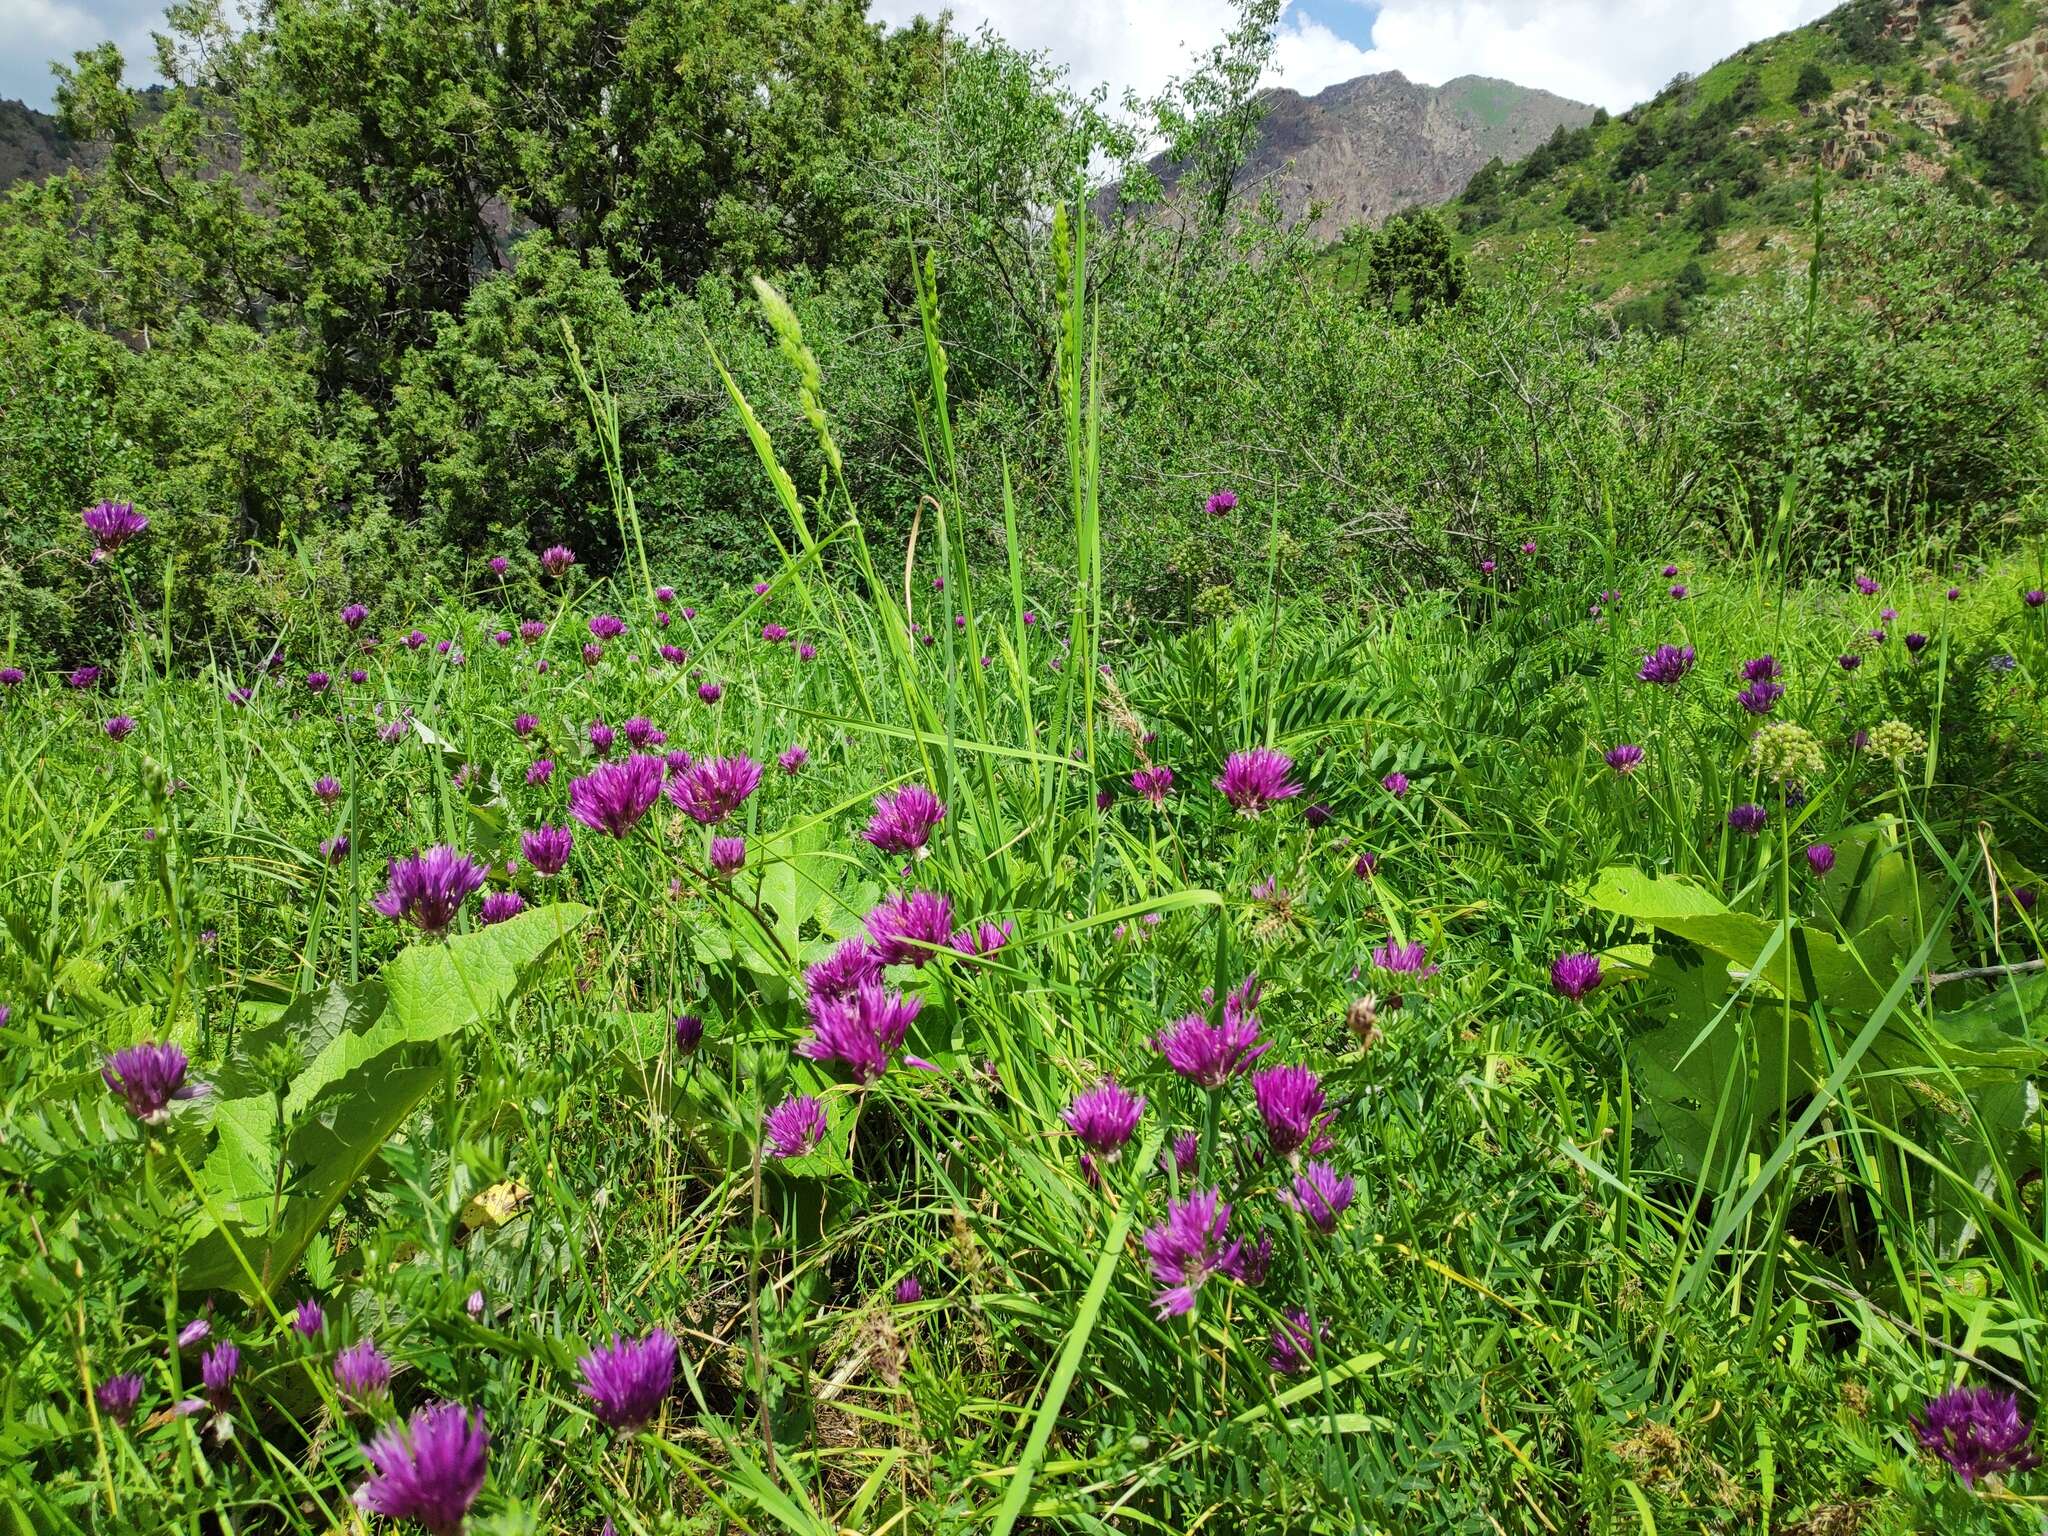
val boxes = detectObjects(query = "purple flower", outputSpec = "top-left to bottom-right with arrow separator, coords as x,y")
466,1291 -> 485,1320
335,1338 -> 392,1409
1550,951 -> 1601,1001
1143,1189 -> 1241,1318
314,774 -> 343,805
1638,644 -> 1696,686
1737,680 -> 1783,715
586,721 -> 615,757
527,759 -> 555,786
951,918 -> 1014,957
752,581 -> 771,596
864,890 -> 956,967
621,716 -> 658,750
1854,575 -> 1879,596
519,826 -> 573,876
672,1013 -> 703,1053
777,744 -> 809,774
568,756 -> 665,837
320,834 -> 350,865
518,620 -> 547,644
1904,632 -> 1928,654
1381,772 -> 1409,798
1205,488 -> 1237,516
354,1401 -> 489,1535
655,585 -> 675,602
405,630 -> 428,651
1948,586 -> 1963,601
581,642 -> 603,667
761,622 -> 788,643
800,982 -> 921,1082
103,714 -> 136,741
682,606 -> 698,621
541,546 -> 576,578
659,643 -> 687,666
1838,653 -> 1862,671
179,1341 -> 239,1424
478,891 -> 525,926
1131,765 -> 1174,805
1371,940 -> 1437,978
2027,590 -> 2046,609
1479,559 -> 1495,576
861,784 -> 947,855
1154,977 -> 1267,1086
1669,584 -> 1688,600
587,614 -> 626,642
797,640 -> 817,662
1168,1131 -> 1199,1176
1727,803 -> 1768,836
1914,1385 -> 2039,1487
0,667 -> 21,687
1287,1162 -> 1354,1233
1063,1080 -> 1144,1156
1742,656 -> 1782,682
83,500 -> 150,556
96,1373 -> 143,1426
68,665 -> 101,690
291,1299 -> 325,1338
708,836 -> 745,877
1604,745 -> 1644,775
103,1042 -> 204,1123
697,681 -> 723,705
894,1276 -> 923,1305
805,938 -> 885,1003
488,556 -> 509,576
373,847 -> 488,934
177,1316 -> 211,1349
340,603 -> 369,630
578,1330 -> 676,1432
1352,852 -> 1378,879
350,669 -> 368,684
1521,539 -> 1537,555
306,670 -> 332,694
1268,1310 -> 1327,1375
1214,749 -> 1301,816
1252,1064 -> 1325,1157
764,1094 -> 828,1158
666,755 -> 763,825
663,750 -> 694,777
1805,843 -> 1836,876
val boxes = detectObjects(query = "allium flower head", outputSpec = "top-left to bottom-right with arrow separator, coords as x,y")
1286,1162 -> 1355,1233
519,825 -> 573,876
1865,718 -> 1928,769
335,1338 -> 392,1409
568,756 -> 665,837
518,620 -> 547,645
1143,1189 -> 1241,1318
1381,771 -> 1409,798
488,556 -> 509,576
1214,748 -> 1301,816
864,890 -> 956,967
1805,843 -> 1836,876
68,665 -> 101,690
578,1330 -> 676,1432
478,891 -> 525,926
861,784 -> 947,855
354,1401 -> 489,1535
800,982 -> 921,1082
96,1373 -> 143,1425
291,1299 -> 325,1338
1371,940 -> 1437,978
697,681 -> 722,705
1154,978 -> 1268,1087
541,545 -> 576,577
1550,951 -> 1602,1000
1131,765 -> 1174,805
708,836 -> 745,877
587,721 -> 615,756
103,1041 -> 204,1123
315,774 -> 343,804
672,1013 -> 703,1053
103,714 -> 136,741
1637,644 -> 1696,686
778,744 -> 808,774
1206,488 -> 1237,516
764,1095 -> 828,1158
666,755 -> 762,825
1742,655 -> 1782,682
1251,1064 -> 1325,1157
527,758 -> 555,786
1268,1310 -> 1328,1375
1727,803 -> 1768,836
373,846 -> 488,934
621,716 -> 658,749
1914,1385 -> 2039,1487
83,500 -> 149,556
951,918 -> 1014,957
306,670 -> 332,694
805,938 -> 885,1003
1748,720 -> 1824,786
1736,680 -> 1783,715
659,643 -> 688,666
1854,575 -> 1879,596
1062,1080 -> 1145,1156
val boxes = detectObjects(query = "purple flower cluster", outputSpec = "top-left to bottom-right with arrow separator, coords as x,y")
578,1330 -> 676,1432
861,784 -> 947,855
1914,1385 -> 2038,1486
373,846 -> 488,934
355,1401 -> 489,1535
1214,749 -> 1300,816
569,756 -> 664,837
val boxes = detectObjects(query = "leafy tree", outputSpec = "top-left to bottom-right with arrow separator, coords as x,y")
1563,179 -> 1612,230
1791,61 -> 1833,106
1362,209 -> 1466,318
1968,99 -> 2044,205
1674,260 -> 1709,297
1148,0 -> 1282,226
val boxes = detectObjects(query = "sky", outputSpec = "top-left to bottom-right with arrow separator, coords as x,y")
1,0 -> 1838,114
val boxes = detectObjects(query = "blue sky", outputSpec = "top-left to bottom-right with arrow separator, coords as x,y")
4,0 -> 1833,115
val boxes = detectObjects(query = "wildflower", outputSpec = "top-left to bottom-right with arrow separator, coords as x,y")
681,606 -> 698,621
1371,940 -> 1437,979
1638,644 -> 1696,686
1480,560 -> 1496,575
1737,680 -> 1783,715
178,1317 -> 211,1349
894,1277 -> 923,1305
178,1342 -> 239,1434
96,1374 -> 143,1426
797,641 -> 817,662
578,1331 -> 676,1432
68,666 -> 101,689
1550,951 -> 1602,1000
1206,488 -> 1237,516
708,836 -> 745,877
103,1042 -> 205,1123
1131,765 -> 1174,805
865,890 -> 956,967
764,1095 -> 828,1158
478,891 -> 524,926
581,643 -> 603,667
291,1299 -> 325,1338
1352,851 -> 1380,880
760,622 -> 789,645
666,755 -> 763,825
1914,1385 -> 2039,1487
753,581 -> 770,596
1669,584 -> 1688,600
672,1014 -> 703,1053
1805,843 -> 1835,876
1990,654 -> 2018,674
1749,721 -> 1825,786
1905,632 -> 1929,654
1838,653 -> 1862,671
1063,1080 -> 1144,1157
1168,1131 -> 1199,1176
1214,749 -> 1301,816
350,669 -> 368,684
1854,575 -> 1879,596
541,546 -> 575,577
527,759 -> 555,786
1154,985 -> 1268,1086
2027,591 -> 2046,609
1742,656 -> 1782,682
0,667 -> 20,686
488,556 -> 509,576
1268,1310 -> 1327,1375
405,631 -> 428,651
1381,771 -> 1409,798
1727,803 -> 1768,836
778,744 -> 808,774
519,826 -> 573,876
354,1401 -> 489,1535
805,938 -> 885,1003
466,1291 -> 485,1321
1143,1189 -> 1242,1318
103,714 -> 136,741
1252,1065 -> 1325,1158
83,500 -> 149,556
801,982 -> 921,1082
659,643 -> 688,666
310,774 -> 344,806
1095,788 -> 1115,812
951,918 -> 1014,957
861,784 -> 947,855
697,681 -> 722,705
518,620 -> 546,644
374,847 -> 488,934
568,756 -> 665,837
1865,718 -> 1928,770
1287,1162 -> 1355,1234
335,1338 -> 392,1410
656,585 -> 675,602
1948,586 -> 1963,600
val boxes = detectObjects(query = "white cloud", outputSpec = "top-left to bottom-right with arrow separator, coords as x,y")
870,0 -> 1842,112
0,0 -> 163,106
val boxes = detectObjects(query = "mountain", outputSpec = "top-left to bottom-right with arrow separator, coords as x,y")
0,99 -> 91,189
1439,0 -> 2048,326
1134,72 -> 1597,240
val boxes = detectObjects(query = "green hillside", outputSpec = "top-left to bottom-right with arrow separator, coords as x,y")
1407,0 -> 2045,328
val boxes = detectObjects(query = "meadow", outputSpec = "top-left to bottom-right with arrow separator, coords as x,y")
5,257 -> 2048,1536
